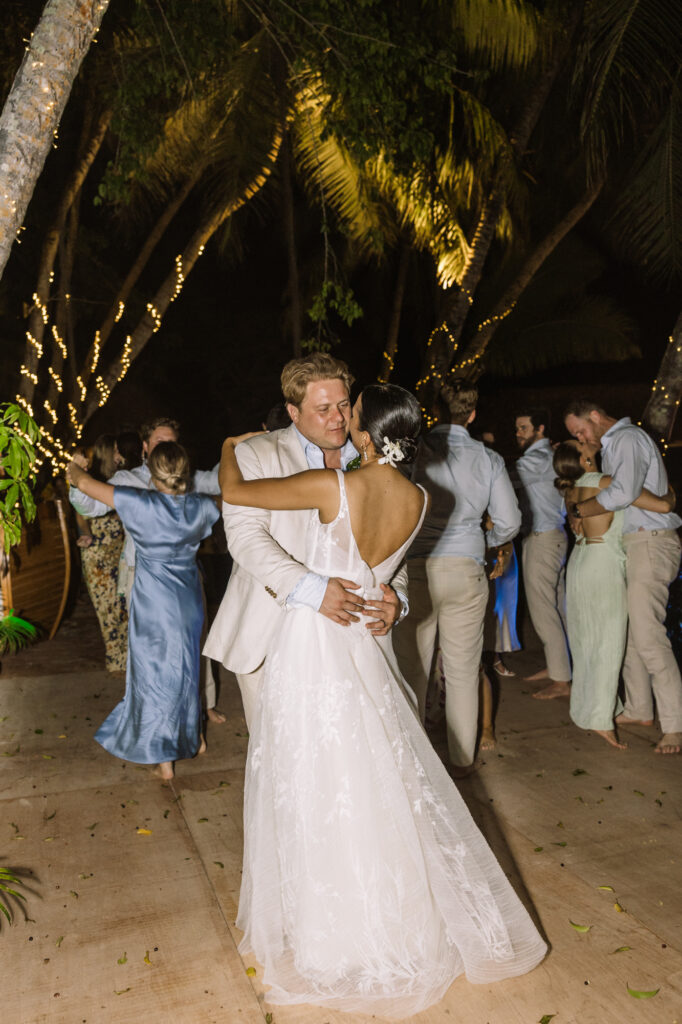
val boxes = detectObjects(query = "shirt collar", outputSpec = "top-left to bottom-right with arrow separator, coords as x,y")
431,423 -> 470,438
292,424 -> 358,469
522,437 -> 552,456
600,416 -> 631,447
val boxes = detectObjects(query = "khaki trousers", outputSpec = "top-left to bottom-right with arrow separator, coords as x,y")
392,556 -> 488,767
622,529 -> 682,732
236,661 -> 266,732
522,529 -> 571,682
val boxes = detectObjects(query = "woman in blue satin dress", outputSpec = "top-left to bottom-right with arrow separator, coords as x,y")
67,441 -> 219,779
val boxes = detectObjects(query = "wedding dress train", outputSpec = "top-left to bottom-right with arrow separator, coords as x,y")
237,470 -> 546,1018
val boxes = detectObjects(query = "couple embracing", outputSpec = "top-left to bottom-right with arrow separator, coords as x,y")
205,354 -> 546,1019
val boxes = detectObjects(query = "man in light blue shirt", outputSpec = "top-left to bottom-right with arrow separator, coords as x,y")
515,408 -> 572,698
393,380 -> 520,772
565,399 -> 682,754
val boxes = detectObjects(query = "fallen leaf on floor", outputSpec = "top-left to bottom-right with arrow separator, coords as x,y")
2,746 -> 20,757
556,822 -> 565,828
114,988 -> 131,995
43,837 -> 54,842
597,885 -> 614,891
569,921 -> 592,933
45,811 -> 56,821
34,729 -> 43,734
198,817 -> 209,823
58,734 -> 67,739
55,936 -> 64,947
614,902 -> 625,913
10,822 -> 19,833
553,841 -> 567,847
627,984 -> 659,999
163,810 -> 169,819
117,952 -> 127,964
633,790 -> 644,797
539,1015 -> 556,1024
534,847 -> 543,853
572,768 -> 587,776
610,946 -> 631,954
136,828 -> 152,835
70,891 -> 78,899
603,785 -> 613,790
265,1014 -> 273,1024
655,798 -> 663,807
41,754 -> 54,760
218,781 -> 230,788
87,822 -> 98,830
78,873 -> 93,880
143,951 -> 152,966
246,966 -> 256,976
574,796 -> 584,803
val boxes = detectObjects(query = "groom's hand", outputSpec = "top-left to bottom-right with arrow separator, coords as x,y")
362,584 -> 400,636
319,577 -> 364,626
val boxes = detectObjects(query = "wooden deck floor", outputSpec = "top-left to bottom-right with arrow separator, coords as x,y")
2,643 -> 681,1024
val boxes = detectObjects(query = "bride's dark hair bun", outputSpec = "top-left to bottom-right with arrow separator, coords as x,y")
359,384 -> 422,465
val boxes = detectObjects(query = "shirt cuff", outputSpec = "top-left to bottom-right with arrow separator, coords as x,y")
286,572 -> 329,611
395,590 -> 409,623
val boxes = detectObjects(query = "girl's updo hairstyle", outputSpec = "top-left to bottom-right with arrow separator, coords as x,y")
359,384 -> 422,465
147,441 -> 191,495
90,434 -> 118,482
553,441 -> 583,494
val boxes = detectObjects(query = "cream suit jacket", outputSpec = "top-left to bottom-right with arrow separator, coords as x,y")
203,424 -> 409,675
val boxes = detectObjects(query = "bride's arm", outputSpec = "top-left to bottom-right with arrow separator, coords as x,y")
220,437 -> 338,512
597,475 -> 675,512
66,462 -> 115,508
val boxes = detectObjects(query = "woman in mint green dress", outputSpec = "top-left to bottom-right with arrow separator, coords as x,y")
553,442 -> 674,750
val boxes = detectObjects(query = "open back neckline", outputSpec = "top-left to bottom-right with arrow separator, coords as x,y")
330,468 -> 428,572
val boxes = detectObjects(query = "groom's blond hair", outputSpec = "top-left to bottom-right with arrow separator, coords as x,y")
281,353 -> 354,408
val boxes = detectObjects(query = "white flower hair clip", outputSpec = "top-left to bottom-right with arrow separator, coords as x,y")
378,436 -> 405,468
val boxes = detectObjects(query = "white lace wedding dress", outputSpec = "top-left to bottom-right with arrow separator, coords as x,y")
237,470 -> 546,1019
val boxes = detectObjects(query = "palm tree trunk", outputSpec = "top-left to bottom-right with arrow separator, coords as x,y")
18,105 -> 111,406
0,0 -> 111,282
378,242 -> 411,382
80,127 -> 284,427
464,178 -> 605,378
642,310 -> 682,442
77,165 -> 204,401
281,131 -> 302,357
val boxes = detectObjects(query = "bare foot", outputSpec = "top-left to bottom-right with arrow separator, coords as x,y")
593,729 -> 628,750
525,667 -> 550,682
197,736 -> 207,755
152,762 -> 174,780
532,679 -> 570,700
615,713 -> 654,727
479,727 -> 497,751
206,707 -> 226,724
655,732 -> 682,754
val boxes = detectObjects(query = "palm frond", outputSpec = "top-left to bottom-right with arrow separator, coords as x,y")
607,79 -> 682,284
450,0 -> 543,70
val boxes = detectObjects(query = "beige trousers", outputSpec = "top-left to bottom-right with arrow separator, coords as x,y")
522,529 -> 571,682
236,661 -> 266,732
392,556 -> 488,767
622,529 -> 682,732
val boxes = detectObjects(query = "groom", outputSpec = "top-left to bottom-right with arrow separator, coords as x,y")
204,353 -> 408,727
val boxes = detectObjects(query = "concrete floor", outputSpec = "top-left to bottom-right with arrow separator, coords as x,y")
2,599 -> 681,1024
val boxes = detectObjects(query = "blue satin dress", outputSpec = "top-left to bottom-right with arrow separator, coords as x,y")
95,487 -> 219,764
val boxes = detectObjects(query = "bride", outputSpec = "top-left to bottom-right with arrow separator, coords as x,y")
220,383 -> 546,1019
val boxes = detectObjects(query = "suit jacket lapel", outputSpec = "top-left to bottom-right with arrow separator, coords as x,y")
277,424 -> 309,475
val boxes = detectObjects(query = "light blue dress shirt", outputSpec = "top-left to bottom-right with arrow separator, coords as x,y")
598,417 -> 681,533
408,424 -> 521,564
515,438 -> 566,534
69,461 -> 220,566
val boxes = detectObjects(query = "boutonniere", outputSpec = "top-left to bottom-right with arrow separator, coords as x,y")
345,454 -> 362,471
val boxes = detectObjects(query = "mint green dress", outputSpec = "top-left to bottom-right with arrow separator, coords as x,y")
566,472 -> 627,731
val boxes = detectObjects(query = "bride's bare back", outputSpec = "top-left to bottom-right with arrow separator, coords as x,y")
341,465 -> 427,568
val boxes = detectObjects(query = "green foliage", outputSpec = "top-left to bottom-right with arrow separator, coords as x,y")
0,864 -> 27,925
0,611 -> 39,656
0,404 -> 40,553
303,280 -> 363,352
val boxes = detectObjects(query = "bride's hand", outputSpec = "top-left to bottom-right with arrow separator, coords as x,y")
223,431 -> 266,448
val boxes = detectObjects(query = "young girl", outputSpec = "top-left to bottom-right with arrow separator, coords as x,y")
67,441 -> 219,779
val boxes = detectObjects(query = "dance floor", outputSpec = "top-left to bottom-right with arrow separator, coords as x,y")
2,597 -> 681,1023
